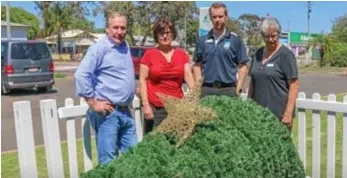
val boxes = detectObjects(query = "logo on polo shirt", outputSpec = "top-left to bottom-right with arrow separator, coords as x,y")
224,41 -> 231,49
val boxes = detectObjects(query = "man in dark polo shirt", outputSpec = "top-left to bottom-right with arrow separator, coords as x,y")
193,2 -> 249,98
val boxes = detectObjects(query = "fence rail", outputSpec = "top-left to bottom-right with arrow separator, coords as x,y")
11,92 -> 347,178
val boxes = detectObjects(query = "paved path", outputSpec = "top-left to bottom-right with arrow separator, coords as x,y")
1,75 -> 347,152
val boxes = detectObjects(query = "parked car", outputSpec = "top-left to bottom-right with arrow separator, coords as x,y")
130,46 -> 153,79
1,40 -> 55,94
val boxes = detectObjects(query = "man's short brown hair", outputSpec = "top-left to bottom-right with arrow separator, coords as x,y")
209,2 -> 228,17
152,18 -> 177,43
106,11 -> 126,27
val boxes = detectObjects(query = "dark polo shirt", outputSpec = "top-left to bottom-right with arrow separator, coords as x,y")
249,45 -> 298,119
193,29 -> 249,84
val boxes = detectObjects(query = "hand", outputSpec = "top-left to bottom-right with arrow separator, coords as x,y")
281,114 -> 293,129
92,100 -> 114,114
143,105 -> 154,119
236,87 -> 242,96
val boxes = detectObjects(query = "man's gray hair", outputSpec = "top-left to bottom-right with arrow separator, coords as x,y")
260,17 -> 282,36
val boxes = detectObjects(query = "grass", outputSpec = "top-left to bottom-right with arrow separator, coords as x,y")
299,65 -> 346,74
291,93 -> 346,178
1,139 -> 98,178
54,72 -> 66,79
1,93 -> 346,178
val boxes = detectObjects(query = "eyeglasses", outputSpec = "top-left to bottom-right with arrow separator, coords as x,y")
263,34 -> 278,40
159,31 -> 173,37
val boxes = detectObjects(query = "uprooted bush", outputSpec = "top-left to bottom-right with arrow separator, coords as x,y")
81,95 -> 306,178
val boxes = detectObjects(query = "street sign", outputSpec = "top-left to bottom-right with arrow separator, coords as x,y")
199,7 -> 212,37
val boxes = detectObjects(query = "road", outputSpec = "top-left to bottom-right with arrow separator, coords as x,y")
1,74 -> 347,152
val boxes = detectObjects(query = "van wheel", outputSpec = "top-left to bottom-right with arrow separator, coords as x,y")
1,84 -> 10,95
38,86 -> 51,93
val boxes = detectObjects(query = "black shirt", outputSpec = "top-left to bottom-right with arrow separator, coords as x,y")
193,29 -> 249,84
249,45 -> 298,119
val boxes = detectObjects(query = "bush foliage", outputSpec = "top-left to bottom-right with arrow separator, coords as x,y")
81,96 -> 305,178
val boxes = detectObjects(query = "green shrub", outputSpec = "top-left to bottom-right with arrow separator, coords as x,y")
325,42 -> 347,67
81,96 -> 305,178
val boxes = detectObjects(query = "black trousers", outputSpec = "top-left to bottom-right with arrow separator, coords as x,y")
144,105 -> 168,134
200,86 -> 238,98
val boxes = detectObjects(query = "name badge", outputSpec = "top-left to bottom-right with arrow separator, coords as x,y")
223,42 -> 231,49
206,39 -> 213,43
266,63 -> 274,67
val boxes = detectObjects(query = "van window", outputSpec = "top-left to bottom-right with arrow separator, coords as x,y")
1,42 -> 7,58
11,43 -> 50,60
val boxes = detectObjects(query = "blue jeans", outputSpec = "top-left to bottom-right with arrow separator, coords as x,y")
87,107 -> 138,165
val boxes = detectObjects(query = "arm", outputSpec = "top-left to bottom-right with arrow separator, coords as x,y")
139,63 -> 154,119
236,64 -> 248,95
74,45 -> 99,107
281,51 -> 299,127
184,63 -> 195,90
284,79 -> 299,117
192,38 -> 203,83
235,37 -> 250,95
192,63 -> 202,83
139,64 -> 150,107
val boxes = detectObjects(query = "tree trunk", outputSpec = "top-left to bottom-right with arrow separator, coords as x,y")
57,28 -> 62,54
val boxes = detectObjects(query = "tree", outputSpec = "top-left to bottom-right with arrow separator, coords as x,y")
1,6 -> 40,39
226,17 -> 241,34
238,13 -> 263,47
331,13 -> 347,43
35,1 -> 94,53
95,1 -> 199,47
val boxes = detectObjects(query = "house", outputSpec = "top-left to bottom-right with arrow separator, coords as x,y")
1,21 -> 28,41
44,29 -> 180,56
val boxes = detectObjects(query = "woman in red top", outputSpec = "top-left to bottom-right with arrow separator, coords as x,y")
139,19 -> 195,133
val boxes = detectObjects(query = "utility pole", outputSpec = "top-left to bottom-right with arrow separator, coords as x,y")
307,1 -> 312,38
6,1 -> 11,40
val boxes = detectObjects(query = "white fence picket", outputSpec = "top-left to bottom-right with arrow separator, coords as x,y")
64,98 -> 79,178
311,93 -> 321,178
327,94 -> 336,178
132,95 -> 143,142
40,99 -> 64,178
80,98 -> 93,172
297,92 -> 307,169
13,101 -> 38,178
343,95 -> 347,178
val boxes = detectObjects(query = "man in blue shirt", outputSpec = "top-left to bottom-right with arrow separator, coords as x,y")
74,12 -> 137,165
193,3 -> 249,97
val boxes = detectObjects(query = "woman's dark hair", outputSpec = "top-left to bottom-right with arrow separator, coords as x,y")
152,18 -> 177,43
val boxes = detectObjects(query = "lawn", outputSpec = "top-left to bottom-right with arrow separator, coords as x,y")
1,139 -> 98,178
299,65 -> 346,74
1,93 -> 346,178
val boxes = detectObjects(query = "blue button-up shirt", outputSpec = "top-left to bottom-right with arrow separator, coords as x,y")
74,36 -> 136,106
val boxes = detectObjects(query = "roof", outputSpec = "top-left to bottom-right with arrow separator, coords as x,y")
45,29 -> 85,40
1,21 -> 28,27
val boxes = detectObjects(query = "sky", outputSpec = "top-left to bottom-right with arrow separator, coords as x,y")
2,1 -> 347,34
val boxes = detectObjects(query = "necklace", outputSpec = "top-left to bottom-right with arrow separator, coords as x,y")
262,44 -> 281,65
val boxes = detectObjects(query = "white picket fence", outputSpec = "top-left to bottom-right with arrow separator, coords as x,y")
11,92 -> 347,178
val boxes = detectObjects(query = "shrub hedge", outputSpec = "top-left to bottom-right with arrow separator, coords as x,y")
81,96 -> 306,178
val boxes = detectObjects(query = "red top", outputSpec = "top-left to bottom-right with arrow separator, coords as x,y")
141,48 -> 189,107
